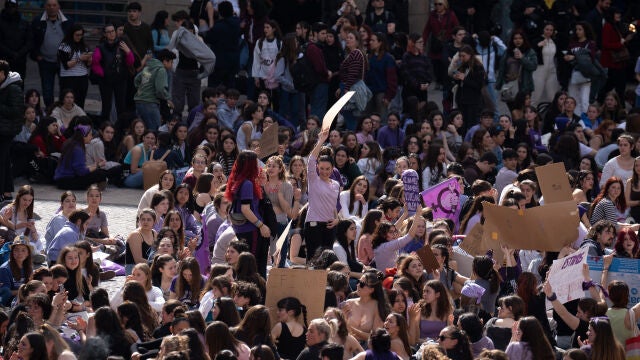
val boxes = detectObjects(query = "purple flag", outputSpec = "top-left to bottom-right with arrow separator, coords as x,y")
420,178 -> 462,227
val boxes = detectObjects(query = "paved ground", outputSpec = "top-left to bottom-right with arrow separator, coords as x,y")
12,177 -> 144,296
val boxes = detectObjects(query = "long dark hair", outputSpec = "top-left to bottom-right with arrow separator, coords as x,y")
458,45 -> 483,73
362,270 -> 391,321
151,10 -> 169,30
117,302 -> 146,341
441,326 -> 473,360
276,297 -> 308,328
472,256 -> 500,293
336,220 -> 358,263
508,28 -> 532,53
518,317 -> 555,360
62,24 -> 87,52
206,321 -> 242,357
419,280 -> 451,320
60,124 -> 90,168
29,116 -> 59,154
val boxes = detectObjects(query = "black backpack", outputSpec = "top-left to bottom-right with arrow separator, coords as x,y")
290,43 -> 319,93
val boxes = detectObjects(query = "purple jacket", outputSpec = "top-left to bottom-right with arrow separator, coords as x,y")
54,145 -> 88,179
377,125 -> 405,149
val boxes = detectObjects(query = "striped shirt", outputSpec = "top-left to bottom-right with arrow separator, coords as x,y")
58,42 -> 89,77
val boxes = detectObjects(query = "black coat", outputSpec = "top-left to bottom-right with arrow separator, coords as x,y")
205,16 -> 241,73
0,10 -> 32,63
30,14 -> 73,61
455,63 -> 485,106
0,73 -> 24,137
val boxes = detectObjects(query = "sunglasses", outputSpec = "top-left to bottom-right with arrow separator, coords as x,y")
358,280 -> 368,288
438,335 -> 450,341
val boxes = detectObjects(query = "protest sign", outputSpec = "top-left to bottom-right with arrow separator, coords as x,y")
259,124 -> 279,157
402,169 -> 420,215
459,224 -> 486,256
421,178 -> 462,227
546,246 -> 589,308
535,162 -> 573,203
452,250 -> 474,278
265,268 -> 327,325
416,245 -> 440,273
587,256 -> 640,308
322,91 -> 355,131
482,200 -> 578,251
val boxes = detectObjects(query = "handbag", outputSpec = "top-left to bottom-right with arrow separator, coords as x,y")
142,150 -> 170,190
229,186 -> 248,226
570,69 -> 590,85
625,308 -> 640,360
500,79 -> 519,102
612,47 -> 630,63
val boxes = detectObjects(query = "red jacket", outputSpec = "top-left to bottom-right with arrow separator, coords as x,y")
422,10 -> 459,59
29,134 -> 65,156
600,22 -> 626,69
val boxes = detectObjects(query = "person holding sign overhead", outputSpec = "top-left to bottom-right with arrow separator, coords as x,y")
304,128 -> 340,261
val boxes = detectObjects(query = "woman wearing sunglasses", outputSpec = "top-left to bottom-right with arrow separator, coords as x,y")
344,270 -> 390,343
436,325 -> 473,360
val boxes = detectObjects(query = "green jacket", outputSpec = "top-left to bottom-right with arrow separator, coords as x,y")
495,48 -> 537,95
133,58 -> 169,104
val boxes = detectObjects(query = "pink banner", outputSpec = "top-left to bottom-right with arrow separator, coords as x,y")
420,178 -> 462,226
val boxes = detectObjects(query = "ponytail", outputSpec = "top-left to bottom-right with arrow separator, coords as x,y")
300,304 -> 308,329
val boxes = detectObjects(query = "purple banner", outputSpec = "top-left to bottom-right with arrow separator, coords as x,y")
420,178 -> 462,226
402,169 -> 420,215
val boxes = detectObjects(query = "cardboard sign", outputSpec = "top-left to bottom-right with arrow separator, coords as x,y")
415,245 -> 440,273
259,124 -> 279,158
275,220 -> 293,253
421,178 -> 462,227
402,169 -> 420,215
482,200 -> 579,251
265,268 -> 327,326
588,256 -> 640,308
547,246 -> 589,308
535,162 -> 573,203
322,91 -> 355,131
452,250 -> 474,278
459,224 -> 487,256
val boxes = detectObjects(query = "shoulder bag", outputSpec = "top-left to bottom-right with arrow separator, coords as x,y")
142,149 -> 170,190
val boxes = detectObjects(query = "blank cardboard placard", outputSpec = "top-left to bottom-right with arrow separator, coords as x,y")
259,124 -> 279,158
459,223 -> 486,256
416,245 -> 440,273
482,201 -> 578,251
322,91 -> 355,131
452,251 -> 474,278
265,268 -> 327,326
535,162 -> 573,203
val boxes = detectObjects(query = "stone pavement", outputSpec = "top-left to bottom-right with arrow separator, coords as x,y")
13,178 -> 145,296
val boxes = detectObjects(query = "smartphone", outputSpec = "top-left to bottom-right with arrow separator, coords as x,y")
58,283 -> 65,293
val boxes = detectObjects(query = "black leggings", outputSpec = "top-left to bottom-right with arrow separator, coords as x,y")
55,170 -> 107,190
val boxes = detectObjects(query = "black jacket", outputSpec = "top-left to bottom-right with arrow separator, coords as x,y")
0,9 -> 32,62
30,13 -> 73,61
0,72 -> 24,137
205,16 -> 241,73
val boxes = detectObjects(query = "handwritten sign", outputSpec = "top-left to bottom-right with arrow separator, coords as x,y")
322,91 -> 355,131
265,268 -> 327,326
546,246 -> 589,308
402,169 -> 420,215
420,178 -> 461,227
535,162 -> 573,203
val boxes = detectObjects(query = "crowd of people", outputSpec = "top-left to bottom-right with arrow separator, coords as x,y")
0,0 -> 638,359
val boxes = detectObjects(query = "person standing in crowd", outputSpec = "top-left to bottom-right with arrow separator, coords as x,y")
422,0 -> 459,91
134,49 -> 176,131
0,60 -> 24,202
30,0 -> 72,107
92,23 -> 135,123
170,12 -> 201,115
0,0 -> 31,81
124,2 -> 153,110
205,1 -> 241,89
57,24 -> 91,109
307,22 -> 331,119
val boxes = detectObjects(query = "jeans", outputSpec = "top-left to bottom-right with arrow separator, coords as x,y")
279,90 -> 305,128
38,60 -> 58,107
124,170 -> 144,188
136,102 -> 161,131
172,68 -> 201,115
310,83 -> 329,118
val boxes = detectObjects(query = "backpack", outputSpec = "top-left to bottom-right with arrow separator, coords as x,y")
290,43 -> 319,93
